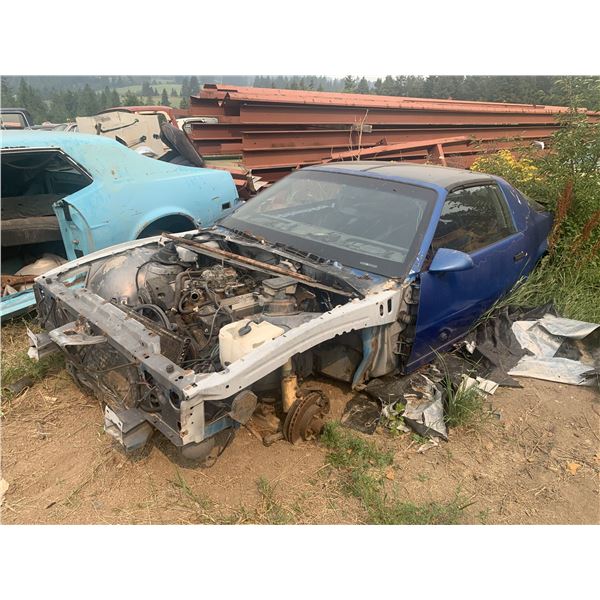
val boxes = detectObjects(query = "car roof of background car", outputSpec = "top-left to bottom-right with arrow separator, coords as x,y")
1,129 -> 122,150
1,107 -> 32,114
0,130 -> 230,182
310,161 -> 495,190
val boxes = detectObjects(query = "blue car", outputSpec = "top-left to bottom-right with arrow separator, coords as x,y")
1,131 -> 239,319
29,162 -> 552,463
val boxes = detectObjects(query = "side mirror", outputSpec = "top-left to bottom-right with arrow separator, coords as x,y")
428,247 -> 474,273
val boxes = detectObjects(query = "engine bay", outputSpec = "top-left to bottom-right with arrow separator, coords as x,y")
88,238 -> 345,374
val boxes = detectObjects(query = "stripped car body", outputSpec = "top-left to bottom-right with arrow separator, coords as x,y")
29,163 -> 552,463
1,130 -> 238,319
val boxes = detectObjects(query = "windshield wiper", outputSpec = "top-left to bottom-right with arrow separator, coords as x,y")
226,227 -> 325,264
271,241 -> 329,264
226,227 -> 267,245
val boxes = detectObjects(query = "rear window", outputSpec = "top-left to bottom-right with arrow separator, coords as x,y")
0,112 -> 27,129
1,149 -> 92,202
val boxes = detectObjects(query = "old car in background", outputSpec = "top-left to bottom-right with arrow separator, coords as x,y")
32,122 -> 78,132
76,105 -> 179,157
1,108 -> 34,129
99,105 -> 179,126
29,162 -> 552,464
1,130 -> 239,319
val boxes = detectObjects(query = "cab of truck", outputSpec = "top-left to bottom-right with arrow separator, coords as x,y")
0,108 -> 34,129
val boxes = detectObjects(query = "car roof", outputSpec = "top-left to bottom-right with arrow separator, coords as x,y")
0,129 -> 231,184
99,105 -> 174,114
0,129 -> 121,150
308,161 -> 495,190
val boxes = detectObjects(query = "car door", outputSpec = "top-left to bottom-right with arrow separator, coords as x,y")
405,183 -> 529,371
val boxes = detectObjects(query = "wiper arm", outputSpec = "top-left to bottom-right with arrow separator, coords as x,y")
227,227 -> 267,244
271,241 -> 327,264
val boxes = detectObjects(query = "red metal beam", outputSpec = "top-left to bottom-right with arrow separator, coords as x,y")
241,133 -> 552,168
325,137 -> 470,161
241,126 -> 558,150
238,104 -> 561,126
198,84 -> 595,115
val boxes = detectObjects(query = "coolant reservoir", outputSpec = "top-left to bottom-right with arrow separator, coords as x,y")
219,319 -> 285,367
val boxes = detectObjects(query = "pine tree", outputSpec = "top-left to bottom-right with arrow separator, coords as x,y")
79,84 -> 99,115
356,77 -> 370,94
343,75 -> 356,93
110,89 -> 120,107
189,76 -> 199,95
161,88 -> 170,106
180,77 -> 190,101
123,90 -> 141,106
1,77 -> 14,104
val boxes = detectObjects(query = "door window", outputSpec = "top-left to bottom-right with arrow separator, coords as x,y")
432,184 -> 516,254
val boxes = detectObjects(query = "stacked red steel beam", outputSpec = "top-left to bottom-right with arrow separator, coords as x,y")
184,84 -> 599,187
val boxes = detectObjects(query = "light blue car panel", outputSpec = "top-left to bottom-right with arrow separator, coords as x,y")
0,131 -> 239,319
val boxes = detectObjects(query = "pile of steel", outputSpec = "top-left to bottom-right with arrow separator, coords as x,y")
180,84 -> 598,191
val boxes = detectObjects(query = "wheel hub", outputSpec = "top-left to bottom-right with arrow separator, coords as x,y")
282,391 -> 330,444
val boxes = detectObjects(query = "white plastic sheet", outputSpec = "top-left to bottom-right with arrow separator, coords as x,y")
508,356 -> 596,386
538,314 -> 600,339
508,313 -> 599,386
511,321 -> 562,357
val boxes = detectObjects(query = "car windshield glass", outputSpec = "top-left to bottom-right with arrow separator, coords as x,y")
221,170 -> 438,278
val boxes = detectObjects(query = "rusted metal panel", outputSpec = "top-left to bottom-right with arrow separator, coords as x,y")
177,84 -> 597,191
241,126 -> 557,150
238,104 -> 562,126
325,136 -> 470,161
241,133 -> 552,169
197,84 -> 592,115
193,141 -> 243,155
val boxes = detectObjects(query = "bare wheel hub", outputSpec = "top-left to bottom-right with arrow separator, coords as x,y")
283,391 -> 330,444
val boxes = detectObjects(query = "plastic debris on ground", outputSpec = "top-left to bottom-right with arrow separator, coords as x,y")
507,314 -> 599,386
356,365 -> 448,441
460,375 -> 499,395
402,368 -> 448,441
339,305 -> 598,442
340,394 -> 381,434
3,375 -> 35,397
462,305 -> 557,387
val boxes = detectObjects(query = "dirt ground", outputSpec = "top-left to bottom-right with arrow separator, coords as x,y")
1,322 -> 599,525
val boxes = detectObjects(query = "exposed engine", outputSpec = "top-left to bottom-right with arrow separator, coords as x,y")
84,239 -> 324,377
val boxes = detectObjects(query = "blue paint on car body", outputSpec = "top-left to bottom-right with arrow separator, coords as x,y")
281,162 -> 552,372
0,131 -> 239,320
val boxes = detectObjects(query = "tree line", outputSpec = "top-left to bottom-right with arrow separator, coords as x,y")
0,76 -> 205,124
253,75 -> 600,109
2,75 -> 598,124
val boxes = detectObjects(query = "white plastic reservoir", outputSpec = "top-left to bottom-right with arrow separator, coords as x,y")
219,319 -> 285,367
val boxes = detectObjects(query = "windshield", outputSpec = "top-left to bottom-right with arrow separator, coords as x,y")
221,169 -> 438,278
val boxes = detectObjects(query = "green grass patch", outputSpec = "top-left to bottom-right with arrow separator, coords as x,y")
1,319 -> 65,399
222,477 -> 292,524
500,256 -> 600,323
367,494 -> 467,525
255,477 -> 291,524
321,422 -> 467,524
444,382 -> 487,429
321,420 -> 393,469
170,469 -> 217,523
